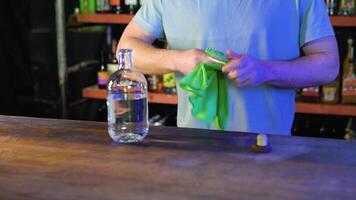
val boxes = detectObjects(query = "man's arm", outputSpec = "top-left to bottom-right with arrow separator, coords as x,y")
222,36 -> 340,88
118,21 -> 210,75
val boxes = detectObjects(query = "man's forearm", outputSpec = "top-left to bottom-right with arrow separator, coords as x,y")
118,36 -> 178,74
264,52 -> 339,88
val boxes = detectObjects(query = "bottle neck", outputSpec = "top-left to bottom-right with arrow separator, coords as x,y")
117,49 -> 133,70
348,61 -> 354,70
347,39 -> 354,60
349,47 -> 354,61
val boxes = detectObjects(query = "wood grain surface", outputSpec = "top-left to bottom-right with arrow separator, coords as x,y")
0,115 -> 356,200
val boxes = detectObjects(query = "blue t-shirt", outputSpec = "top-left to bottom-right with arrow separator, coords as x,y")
134,0 -> 334,135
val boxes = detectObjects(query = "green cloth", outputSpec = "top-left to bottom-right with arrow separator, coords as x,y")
179,49 -> 229,130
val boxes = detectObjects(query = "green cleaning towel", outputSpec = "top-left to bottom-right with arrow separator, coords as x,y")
179,48 -> 229,130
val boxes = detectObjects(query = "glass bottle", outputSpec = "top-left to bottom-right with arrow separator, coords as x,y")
79,0 -> 96,14
326,0 -> 339,15
163,72 -> 177,94
321,77 -> 340,104
341,55 -> 356,103
110,0 -> 122,14
107,49 -> 149,143
98,64 -> 109,89
344,117 -> 356,140
96,0 -> 111,13
342,38 -> 354,75
300,86 -> 321,103
341,38 -> 356,103
125,0 -> 139,14
338,0 -> 355,16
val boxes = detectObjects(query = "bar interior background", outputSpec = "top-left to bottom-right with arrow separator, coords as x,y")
0,0 -> 355,139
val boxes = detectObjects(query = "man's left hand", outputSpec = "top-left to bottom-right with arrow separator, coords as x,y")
222,50 -> 268,87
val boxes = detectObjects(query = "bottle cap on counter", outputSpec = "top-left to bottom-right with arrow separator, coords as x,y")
252,134 -> 272,153
257,134 -> 268,147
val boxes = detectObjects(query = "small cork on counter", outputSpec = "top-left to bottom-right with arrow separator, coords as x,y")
251,134 -> 272,153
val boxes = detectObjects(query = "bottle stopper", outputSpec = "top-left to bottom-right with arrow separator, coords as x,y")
252,134 -> 272,153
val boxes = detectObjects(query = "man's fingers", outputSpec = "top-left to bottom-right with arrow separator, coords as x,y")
222,53 -> 244,73
222,58 -> 240,73
226,50 -> 239,58
228,71 -> 237,79
227,66 -> 247,79
202,53 -> 213,63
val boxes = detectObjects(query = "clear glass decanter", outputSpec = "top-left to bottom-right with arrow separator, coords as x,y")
106,49 -> 148,143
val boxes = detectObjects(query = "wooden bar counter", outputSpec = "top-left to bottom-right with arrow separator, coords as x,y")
1,115 -> 356,200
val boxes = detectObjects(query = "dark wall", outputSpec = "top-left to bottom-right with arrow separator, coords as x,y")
0,0 -> 32,115
0,0 -> 108,118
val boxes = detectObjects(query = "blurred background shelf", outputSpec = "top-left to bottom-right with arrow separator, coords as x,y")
295,102 -> 356,116
77,14 -> 356,27
330,16 -> 356,27
82,85 -> 356,116
82,85 -> 178,105
77,14 -> 133,24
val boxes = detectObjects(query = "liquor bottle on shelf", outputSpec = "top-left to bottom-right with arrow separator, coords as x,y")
299,86 -> 321,103
343,38 -> 354,75
338,0 -> 355,16
79,0 -> 96,14
105,27 -> 119,75
107,39 -> 119,75
96,0 -> 111,13
162,73 -> 177,94
341,38 -> 356,103
107,49 -> 149,143
322,74 -> 340,104
326,0 -> 339,15
342,60 -> 356,103
146,74 -> 163,93
110,0 -> 122,14
341,57 -> 356,103
125,0 -> 139,14
149,114 -> 168,126
97,51 -> 109,89
344,117 -> 356,140
68,8 -> 80,26
107,56 -> 118,75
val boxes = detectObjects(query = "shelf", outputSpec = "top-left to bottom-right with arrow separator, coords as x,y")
82,85 -> 178,105
82,85 -> 356,116
77,14 -> 133,24
77,14 -> 356,27
295,102 -> 356,116
330,16 -> 356,27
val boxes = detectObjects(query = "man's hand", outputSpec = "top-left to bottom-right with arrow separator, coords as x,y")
222,50 -> 268,87
174,49 -> 211,75
119,20 -> 214,75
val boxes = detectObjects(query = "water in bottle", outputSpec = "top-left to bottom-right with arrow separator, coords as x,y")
107,49 -> 149,143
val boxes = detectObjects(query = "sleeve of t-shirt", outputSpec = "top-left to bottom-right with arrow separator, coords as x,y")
133,0 -> 164,38
299,0 -> 335,47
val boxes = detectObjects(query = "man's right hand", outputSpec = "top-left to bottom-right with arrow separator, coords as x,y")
119,20 -> 211,75
174,49 -> 211,75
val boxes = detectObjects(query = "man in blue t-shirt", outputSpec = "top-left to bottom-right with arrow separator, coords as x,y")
118,0 -> 339,135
